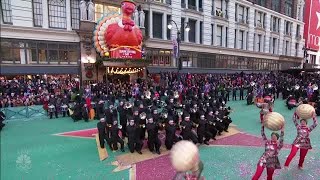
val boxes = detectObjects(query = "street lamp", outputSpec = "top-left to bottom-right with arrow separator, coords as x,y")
168,20 -> 190,71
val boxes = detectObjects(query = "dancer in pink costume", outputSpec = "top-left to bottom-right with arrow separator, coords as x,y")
284,112 -> 318,169
252,124 -> 284,180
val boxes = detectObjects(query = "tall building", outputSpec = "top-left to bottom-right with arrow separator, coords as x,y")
0,0 -> 306,81
0,0 -> 81,76
303,0 -> 320,67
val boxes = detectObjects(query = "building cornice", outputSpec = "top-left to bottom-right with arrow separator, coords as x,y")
236,0 -> 304,24
0,24 -> 80,42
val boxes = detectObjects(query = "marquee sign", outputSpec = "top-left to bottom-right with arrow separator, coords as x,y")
304,0 -> 320,51
109,46 -> 142,59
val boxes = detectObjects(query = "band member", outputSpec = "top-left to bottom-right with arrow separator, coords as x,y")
110,119 -> 125,152
48,94 -> 58,119
239,85 -> 244,100
165,116 -> 179,150
71,102 -> 82,122
126,117 -> 143,154
252,124 -> 284,180
118,101 -> 127,138
146,114 -> 161,154
232,86 -> 237,101
213,110 -> 225,135
82,104 -> 89,122
284,112 -> 318,169
197,112 -> 211,145
0,111 -> 6,131
206,109 -> 218,139
246,92 -> 254,105
97,118 -> 111,149
180,113 -> 198,144
96,100 -> 105,119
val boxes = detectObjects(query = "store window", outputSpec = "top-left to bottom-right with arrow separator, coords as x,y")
216,25 -> 223,46
48,0 -> 66,29
188,19 -> 196,43
0,39 -> 80,64
0,40 -> 22,64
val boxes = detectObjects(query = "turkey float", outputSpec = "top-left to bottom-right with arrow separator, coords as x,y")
93,0 -> 143,59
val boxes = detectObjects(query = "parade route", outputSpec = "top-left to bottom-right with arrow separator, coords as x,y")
1,100 -> 320,180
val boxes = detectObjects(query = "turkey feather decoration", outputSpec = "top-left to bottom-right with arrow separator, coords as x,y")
93,0 -> 143,59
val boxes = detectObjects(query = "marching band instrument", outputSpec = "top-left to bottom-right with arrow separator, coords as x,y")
312,84 -> 318,91
139,112 -> 147,120
145,90 -> 151,99
124,102 -> 133,109
161,111 -> 168,119
174,91 -> 179,99
295,84 -> 300,90
48,105 -> 55,112
61,104 -> 68,112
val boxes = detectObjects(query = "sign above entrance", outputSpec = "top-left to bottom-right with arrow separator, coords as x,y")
93,0 -> 143,59
109,46 -> 142,59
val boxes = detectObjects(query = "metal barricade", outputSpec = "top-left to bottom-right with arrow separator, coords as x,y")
0,105 -> 47,122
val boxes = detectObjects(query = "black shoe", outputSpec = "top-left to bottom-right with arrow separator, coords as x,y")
138,151 -> 142,154
213,137 -> 216,140
204,141 -> 209,145
156,150 -> 161,155
121,149 -> 125,152
224,130 -> 229,132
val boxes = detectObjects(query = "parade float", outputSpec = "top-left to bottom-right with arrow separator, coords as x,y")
93,0 -> 148,81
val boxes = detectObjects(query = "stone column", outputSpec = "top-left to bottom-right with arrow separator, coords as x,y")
163,13 -> 167,40
43,0 -> 49,28
186,0 -> 189,9
196,20 -> 200,44
66,0 -> 72,31
149,10 -> 153,38
196,0 -> 199,11
185,18 -> 189,42
222,26 -> 226,47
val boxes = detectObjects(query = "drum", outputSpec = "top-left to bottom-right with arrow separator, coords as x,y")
61,105 -> 68,112
48,105 -> 55,112
91,102 -> 96,108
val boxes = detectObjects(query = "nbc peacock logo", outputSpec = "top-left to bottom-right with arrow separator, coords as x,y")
16,150 -> 32,173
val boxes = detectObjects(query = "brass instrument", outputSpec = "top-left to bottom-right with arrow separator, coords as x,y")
161,111 -> 168,119
139,112 -> 147,120
295,84 -> 300,90
124,102 -> 133,109
174,91 -> 179,99
312,84 -> 318,91
145,90 -> 151,99
160,101 -> 167,108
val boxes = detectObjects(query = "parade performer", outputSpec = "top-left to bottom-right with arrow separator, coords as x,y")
284,112 -> 318,169
252,124 -> 284,180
